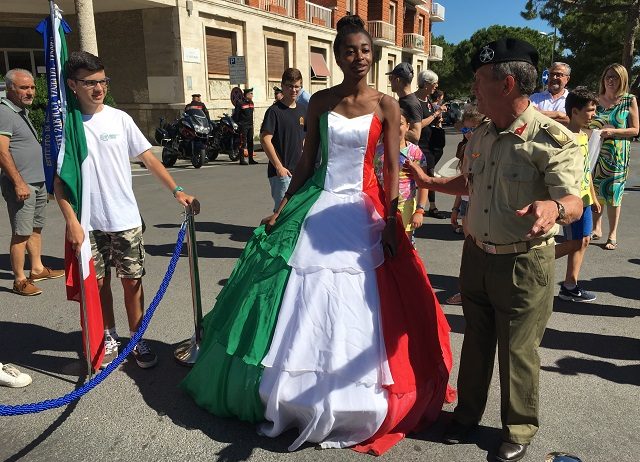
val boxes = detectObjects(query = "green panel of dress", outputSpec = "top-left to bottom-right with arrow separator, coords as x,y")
181,113 -> 330,422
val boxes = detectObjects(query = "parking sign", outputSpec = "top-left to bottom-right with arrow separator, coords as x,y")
542,69 -> 549,86
228,56 -> 246,85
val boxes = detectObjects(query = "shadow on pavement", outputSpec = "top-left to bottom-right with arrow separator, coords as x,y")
145,241 -> 242,260
120,338 -> 293,461
155,221 -> 255,243
0,254 -> 64,281
414,222 -> 464,242
629,258 -> 640,265
580,276 -> 639,301
444,313 -> 640,362
412,410 -> 503,461
0,322 -> 87,462
542,356 -> 640,386
0,321 -> 85,380
553,298 -> 639,318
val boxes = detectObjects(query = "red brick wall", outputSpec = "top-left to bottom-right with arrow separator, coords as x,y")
295,0 -> 305,20
246,0 -> 259,7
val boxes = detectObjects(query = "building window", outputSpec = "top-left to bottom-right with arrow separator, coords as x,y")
206,28 -> 237,76
389,1 -> 397,27
418,16 -> 424,36
368,58 -> 377,88
0,49 -> 45,76
346,0 -> 357,15
266,38 -> 289,87
310,47 -> 330,81
416,60 -> 423,75
386,55 -> 396,95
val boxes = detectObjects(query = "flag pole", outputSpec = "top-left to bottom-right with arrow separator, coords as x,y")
49,0 -> 93,378
174,204 -> 203,366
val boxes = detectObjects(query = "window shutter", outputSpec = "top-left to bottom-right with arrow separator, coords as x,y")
206,28 -> 235,75
267,39 -> 288,80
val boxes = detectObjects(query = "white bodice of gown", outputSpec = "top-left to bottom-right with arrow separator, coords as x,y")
288,112 -> 385,273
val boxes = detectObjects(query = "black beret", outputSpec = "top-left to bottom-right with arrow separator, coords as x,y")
191,93 -> 201,97
471,38 -> 539,72
243,87 -> 254,94
273,86 -> 282,93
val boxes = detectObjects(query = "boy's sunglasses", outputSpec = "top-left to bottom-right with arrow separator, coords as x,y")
460,127 -> 475,134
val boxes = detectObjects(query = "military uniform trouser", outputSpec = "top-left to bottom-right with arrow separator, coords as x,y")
454,236 -> 554,444
239,125 -> 254,157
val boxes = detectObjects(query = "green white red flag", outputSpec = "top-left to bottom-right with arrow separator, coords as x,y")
40,3 -> 104,372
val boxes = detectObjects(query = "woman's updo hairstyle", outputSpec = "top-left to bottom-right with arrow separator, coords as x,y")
333,15 -> 372,55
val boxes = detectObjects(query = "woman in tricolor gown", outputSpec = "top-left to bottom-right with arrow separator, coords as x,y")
181,15 -> 455,455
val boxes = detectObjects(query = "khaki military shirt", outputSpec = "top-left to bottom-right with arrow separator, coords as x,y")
463,104 -> 581,244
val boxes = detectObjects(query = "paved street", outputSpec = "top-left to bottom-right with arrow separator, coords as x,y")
1,131 -> 639,461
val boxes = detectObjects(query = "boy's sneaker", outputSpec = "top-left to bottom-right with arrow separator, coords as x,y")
132,339 -> 158,369
0,363 -> 32,388
559,284 -> 596,302
100,335 -> 120,369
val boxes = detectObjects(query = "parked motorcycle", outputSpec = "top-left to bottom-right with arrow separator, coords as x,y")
207,113 -> 241,162
155,108 -> 211,168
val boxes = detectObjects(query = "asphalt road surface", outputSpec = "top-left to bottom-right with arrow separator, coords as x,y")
1,130 -> 638,461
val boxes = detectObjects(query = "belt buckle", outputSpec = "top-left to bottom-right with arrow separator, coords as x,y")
482,242 -> 497,254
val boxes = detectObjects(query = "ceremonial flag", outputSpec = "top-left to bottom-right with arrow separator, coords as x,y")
37,4 -> 104,372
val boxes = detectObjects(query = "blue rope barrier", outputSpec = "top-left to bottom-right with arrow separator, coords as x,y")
0,223 -> 187,416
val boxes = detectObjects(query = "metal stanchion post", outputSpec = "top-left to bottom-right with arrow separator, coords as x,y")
174,204 -> 203,365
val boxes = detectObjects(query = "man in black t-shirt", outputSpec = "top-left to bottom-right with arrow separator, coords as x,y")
260,68 -> 306,211
387,62 -> 422,143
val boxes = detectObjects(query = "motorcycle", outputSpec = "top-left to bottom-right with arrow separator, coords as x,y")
207,113 -> 241,162
155,108 -> 211,168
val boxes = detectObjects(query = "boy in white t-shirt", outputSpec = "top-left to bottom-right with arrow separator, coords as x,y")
54,51 -> 199,369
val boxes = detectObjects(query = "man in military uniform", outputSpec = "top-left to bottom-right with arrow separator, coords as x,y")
405,38 -> 583,462
233,87 -> 256,165
185,93 -> 210,121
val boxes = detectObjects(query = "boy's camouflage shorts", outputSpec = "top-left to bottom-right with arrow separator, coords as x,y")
90,226 -> 145,279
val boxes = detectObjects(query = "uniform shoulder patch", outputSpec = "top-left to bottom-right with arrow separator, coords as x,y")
541,123 -> 572,147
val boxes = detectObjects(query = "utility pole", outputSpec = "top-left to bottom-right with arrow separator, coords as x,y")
74,0 -> 98,55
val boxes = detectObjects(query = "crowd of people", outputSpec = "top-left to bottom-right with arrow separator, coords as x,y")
0,12 -> 637,462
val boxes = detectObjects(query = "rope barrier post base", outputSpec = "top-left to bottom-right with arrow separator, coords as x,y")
174,334 -> 200,366
175,203 -> 203,366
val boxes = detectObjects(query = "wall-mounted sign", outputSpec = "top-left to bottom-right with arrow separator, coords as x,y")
228,56 -> 246,85
183,47 -> 201,64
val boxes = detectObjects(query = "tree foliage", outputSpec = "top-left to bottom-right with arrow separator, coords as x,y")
521,0 -> 640,88
432,25 -> 556,99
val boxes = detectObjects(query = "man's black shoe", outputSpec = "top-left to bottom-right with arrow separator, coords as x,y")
248,158 -> 259,164
495,441 -> 528,462
442,420 -> 477,444
239,157 -> 248,165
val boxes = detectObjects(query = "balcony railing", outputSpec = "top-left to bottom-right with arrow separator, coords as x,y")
405,0 -> 428,6
428,44 -> 443,61
223,0 -> 246,4
431,2 -> 445,21
367,20 -> 396,45
306,1 -> 332,27
403,33 -> 425,53
258,0 -> 294,17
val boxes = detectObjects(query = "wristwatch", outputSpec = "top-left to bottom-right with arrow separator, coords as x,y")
553,200 -> 566,222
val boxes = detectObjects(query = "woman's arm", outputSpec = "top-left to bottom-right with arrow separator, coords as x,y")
380,95 -> 401,256
601,95 -> 639,138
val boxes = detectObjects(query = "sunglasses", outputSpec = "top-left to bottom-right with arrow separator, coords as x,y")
460,127 -> 475,134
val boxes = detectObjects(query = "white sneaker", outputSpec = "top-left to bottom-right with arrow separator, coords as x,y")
0,363 -> 32,388
100,335 -> 121,369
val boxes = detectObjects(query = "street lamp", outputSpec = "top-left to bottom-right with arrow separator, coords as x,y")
539,28 -> 557,69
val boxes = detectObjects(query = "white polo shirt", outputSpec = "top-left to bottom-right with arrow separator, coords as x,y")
530,88 -> 569,113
